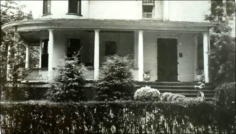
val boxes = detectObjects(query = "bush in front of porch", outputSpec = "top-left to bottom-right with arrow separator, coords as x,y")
94,55 -> 135,101
45,51 -> 87,102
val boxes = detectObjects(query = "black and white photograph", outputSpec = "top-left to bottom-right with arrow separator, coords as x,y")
0,0 -> 235,133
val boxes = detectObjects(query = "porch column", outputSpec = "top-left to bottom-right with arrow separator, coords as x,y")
194,35 -> 198,81
48,29 -> 54,81
39,40 -> 42,68
203,33 -> 210,83
138,30 -> 144,81
94,29 -> 100,80
25,45 -> 29,68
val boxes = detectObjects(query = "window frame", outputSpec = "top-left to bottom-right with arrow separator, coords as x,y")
43,0 -> 51,16
67,0 -> 82,16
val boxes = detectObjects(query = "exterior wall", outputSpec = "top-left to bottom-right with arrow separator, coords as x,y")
22,1 -> 211,22
168,1 -> 209,22
143,32 -> 196,82
154,0 -> 164,20
89,1 -> 142,19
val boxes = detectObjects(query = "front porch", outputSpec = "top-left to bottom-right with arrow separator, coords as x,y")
24,30 -> 211,83
2,19 -> 213,83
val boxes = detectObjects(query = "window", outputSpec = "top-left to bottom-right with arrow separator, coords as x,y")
105,41 -> 117,56
68,0 -> 82,16
43,0 -> 51,16
142,0 -> 155,18
67,38 -> 81,63
41,39 -> 48,68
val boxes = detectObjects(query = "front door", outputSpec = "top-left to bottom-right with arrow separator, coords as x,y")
157,38 -> 178,81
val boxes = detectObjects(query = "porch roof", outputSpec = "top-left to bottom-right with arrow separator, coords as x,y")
2,18 -> 215,33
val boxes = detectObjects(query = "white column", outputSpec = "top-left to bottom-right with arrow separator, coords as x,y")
25,45 -> 29,68
7,45 -> 11,80
203,33 -> 210,83
163,0 -> 169,21
48,29 -> 54,81
138,30 -> 144,81
194,35 -> 198,81
39,40 -> 42,68
94,29 -> 100,80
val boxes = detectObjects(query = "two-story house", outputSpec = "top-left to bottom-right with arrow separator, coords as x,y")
2,0 -> 215,87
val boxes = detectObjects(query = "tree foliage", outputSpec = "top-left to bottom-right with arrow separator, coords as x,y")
94,55 -> 134,101
205,0 -> 235,83
1,31 -> 31,101
1,1 -> 34,101
45,52 -> 87,102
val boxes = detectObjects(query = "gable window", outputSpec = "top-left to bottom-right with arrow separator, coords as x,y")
68,0 -> 82,16
43,0 -> 51,16
105,41 -> 117,56
41,39 -> 49,68
143,0 -> 155,18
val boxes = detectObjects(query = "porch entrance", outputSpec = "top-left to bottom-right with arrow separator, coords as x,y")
157,38 -> 178,81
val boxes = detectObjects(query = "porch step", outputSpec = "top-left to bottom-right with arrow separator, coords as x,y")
134,82 -> 215,101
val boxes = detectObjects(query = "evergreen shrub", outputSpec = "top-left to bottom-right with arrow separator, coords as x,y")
94,55 -> 134,101
45,52 -> 87,102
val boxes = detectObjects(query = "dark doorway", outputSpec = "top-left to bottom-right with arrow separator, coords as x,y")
157,38 -> 178,81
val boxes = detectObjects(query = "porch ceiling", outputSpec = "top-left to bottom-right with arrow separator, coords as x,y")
2,18 -> 215,33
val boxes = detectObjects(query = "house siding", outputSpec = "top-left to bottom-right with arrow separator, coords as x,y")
169,1 -> 209,22
143,32 -> 195,82
88,1 -> 142,19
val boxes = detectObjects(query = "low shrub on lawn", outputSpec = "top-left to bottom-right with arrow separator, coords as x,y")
134,86 -> 161,101
0,101 -> 235,134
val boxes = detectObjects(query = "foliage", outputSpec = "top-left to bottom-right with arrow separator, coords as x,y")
1,1 -> 32,41
213,82 -> 235,109
0,1 -> 38,101
1,31 -> 31,101
161,92 -> 186,102
161,92 -> 205,103
0,101 -> 235,134
45,52 -> 87,102
94,55 -> 134,101
205,0 -> 235,83
134,86 -> 161,101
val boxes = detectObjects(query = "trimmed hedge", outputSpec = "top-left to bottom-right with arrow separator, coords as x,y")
0,101 -> 235,134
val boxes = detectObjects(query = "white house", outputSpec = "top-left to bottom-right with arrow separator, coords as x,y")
2,0 -> 215,84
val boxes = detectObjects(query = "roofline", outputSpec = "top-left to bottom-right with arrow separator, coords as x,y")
2,18 -> 215,33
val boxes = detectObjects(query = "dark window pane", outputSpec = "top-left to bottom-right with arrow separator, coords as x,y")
43,0 -> 51,15
105,41 -> 117,56
68,0 -> 78,13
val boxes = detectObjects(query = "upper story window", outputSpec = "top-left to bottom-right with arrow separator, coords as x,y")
142,0 -> 155,18
43,0 -> 51,16
105,41 -> 117,56
68,0 -> 82,16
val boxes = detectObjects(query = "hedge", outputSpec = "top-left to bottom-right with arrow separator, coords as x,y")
0,101 -> 235,134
